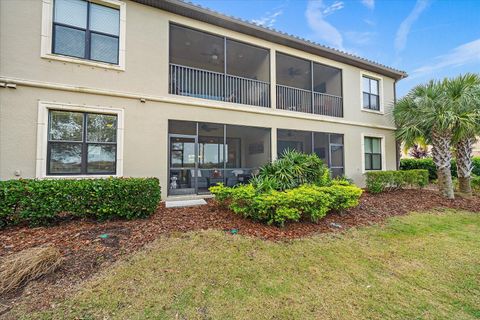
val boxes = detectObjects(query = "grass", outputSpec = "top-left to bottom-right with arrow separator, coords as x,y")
24,210 -> 480,320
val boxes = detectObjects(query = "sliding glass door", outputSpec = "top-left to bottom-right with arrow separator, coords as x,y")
198,123 -> 225,194
169,134 -> 197,196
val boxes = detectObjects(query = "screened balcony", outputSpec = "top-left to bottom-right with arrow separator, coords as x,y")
276,53 -> 343,118
169,24 -> 270,108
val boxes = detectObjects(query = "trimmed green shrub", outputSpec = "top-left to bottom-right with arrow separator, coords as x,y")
210,183 -> 363,226
0,178 -> 161,227
400,158 -> 437,180
400,157 -> 480,181
210,151 -> 362,226
318,184 -> 363,210
365,169 -> 429,194
471,175 -> 480,193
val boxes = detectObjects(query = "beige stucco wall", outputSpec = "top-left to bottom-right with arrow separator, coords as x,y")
0,87 -> 397,198
0,0 -> 399,199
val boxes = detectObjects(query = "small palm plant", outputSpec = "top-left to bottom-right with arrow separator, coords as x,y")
252,149 -> 330,191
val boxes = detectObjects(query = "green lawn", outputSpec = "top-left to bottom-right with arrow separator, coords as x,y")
26,210 -> 480,320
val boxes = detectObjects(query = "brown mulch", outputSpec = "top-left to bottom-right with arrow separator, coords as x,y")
1,189 -> 480,316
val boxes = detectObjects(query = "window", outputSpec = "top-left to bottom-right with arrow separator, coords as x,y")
276,53 -> 311,90
313,63 -> 342,97
167,120 -> 271,195
277,129 -> 345,177
364,137 -> 382,170
276,52 -> 343,117
169,24 -> 225,73
52,0 -> 120,64
47,110 -> 117,175
169,24 -> 271,108
277,129 -> 312,156
362,76 -> 380,111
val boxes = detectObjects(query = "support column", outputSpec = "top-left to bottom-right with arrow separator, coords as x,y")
271,126 -> 277,161
270,49 -> 276,110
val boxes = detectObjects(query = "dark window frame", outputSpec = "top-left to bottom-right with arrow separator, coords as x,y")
169,23 -> 271,82
276,129 -> 345,177
364,136 -> 382,171
362,76 -> 380,111
52,0 -> 120,65
47,110 -> 118,176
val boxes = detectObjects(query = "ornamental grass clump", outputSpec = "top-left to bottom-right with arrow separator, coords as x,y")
0,246 -> 63,295
210,150 -> 362,226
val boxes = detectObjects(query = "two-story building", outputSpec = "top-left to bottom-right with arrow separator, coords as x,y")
0,0 -> 407,199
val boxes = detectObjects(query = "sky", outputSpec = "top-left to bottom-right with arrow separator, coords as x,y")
191,0 -> 480,96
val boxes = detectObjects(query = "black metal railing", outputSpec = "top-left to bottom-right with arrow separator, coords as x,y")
169,64 -> 270,108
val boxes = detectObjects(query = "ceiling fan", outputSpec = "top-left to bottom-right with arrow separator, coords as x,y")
200,124 -> 219,132
200,48 -> 222,64
287,67 -> 302,77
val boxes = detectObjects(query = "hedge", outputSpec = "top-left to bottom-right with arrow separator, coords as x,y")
0,178 -> 161,227
400,157 -> 480,181
472,175 -> 480,192
210,182 -> 363,226
365,169 -> 429,194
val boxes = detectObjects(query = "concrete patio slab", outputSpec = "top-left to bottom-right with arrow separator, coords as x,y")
165,199 -> 207,208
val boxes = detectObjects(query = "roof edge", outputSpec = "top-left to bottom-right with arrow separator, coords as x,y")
132,0 -> 408,80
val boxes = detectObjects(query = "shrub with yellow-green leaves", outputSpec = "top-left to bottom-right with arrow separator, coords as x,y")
210,183 -> 362,227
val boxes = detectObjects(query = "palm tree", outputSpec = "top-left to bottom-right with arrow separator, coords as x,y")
445,74 -> 480,195
394,80 -> 456,199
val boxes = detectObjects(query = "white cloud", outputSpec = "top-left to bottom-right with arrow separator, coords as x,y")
409,38 -> 480,79
305,0 -> 344,49
252,9 -> 284,28
363,18 -> 376,26
361,0 -> 375,10
322,1 -> 344,16
395,0 -> 429,54
345,31 -> 376,45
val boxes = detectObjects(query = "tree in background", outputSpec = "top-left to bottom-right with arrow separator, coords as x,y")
408,143 -> 430,159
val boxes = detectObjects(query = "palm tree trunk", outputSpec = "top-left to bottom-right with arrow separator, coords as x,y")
455,137 -> 475,195
395,139 -> 402,169
431,130 -> 455,199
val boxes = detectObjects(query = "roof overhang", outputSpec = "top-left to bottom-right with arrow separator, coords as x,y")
132,0 -> 408,80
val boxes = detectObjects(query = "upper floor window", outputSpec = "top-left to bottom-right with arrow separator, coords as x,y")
53,0 -> 120,64
47,110 -> 117,175
276,52 -> 343,117
364,136 -> 382,170
169,24 -> 270,108
362,76 -> 380,111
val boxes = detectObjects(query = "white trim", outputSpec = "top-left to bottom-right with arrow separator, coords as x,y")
361,133 -> 386,173
40,0 -> 126,71
360,71 -> 384,114
36,101 -> 124,179
3,76 -> 397,131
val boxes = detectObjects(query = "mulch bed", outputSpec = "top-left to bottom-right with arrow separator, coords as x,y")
1,189 -> 480,316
